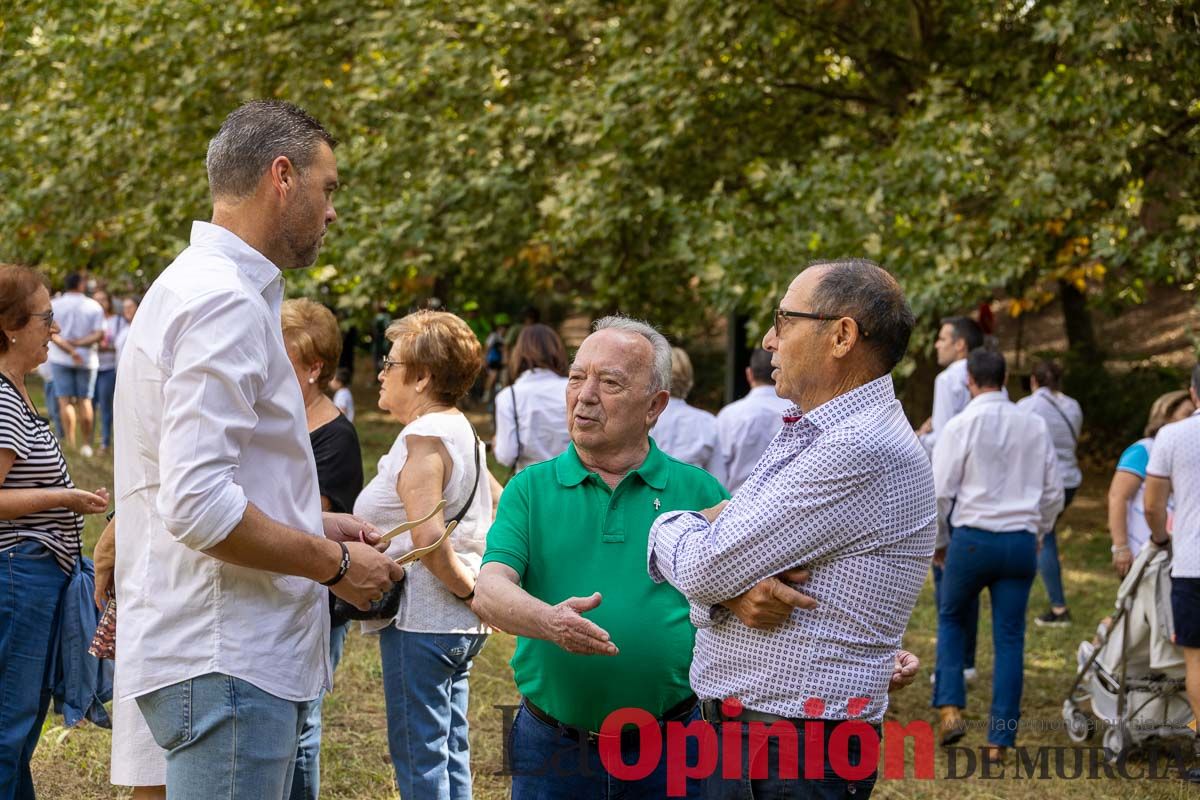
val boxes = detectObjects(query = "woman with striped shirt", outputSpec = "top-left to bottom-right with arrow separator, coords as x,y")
0,264 -> 110,798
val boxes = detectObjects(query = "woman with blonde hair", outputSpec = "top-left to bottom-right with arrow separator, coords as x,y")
1108,389 -> 1196,576
356,310 -> 502,799
650,346 -> 719,472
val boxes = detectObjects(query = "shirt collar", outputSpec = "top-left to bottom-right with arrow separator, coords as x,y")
794,374 -> 896,431
749,385 -> 780,399
968,390 -> 1008,407
555,439 -> 669,490
190,221 -> 283,294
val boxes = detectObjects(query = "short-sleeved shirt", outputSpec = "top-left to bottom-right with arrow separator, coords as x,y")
1116,437 -> 1155,556
1146,412 -> 1200,578
48,292 -> 105,369
0,374 -> 83,573
311,414 -> 362,514
482,439 -> 728,731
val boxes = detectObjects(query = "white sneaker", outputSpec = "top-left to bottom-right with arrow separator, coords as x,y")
79,444 -> 94,458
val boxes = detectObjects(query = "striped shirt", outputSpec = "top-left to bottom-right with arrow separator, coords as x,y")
0,374 -> 83,573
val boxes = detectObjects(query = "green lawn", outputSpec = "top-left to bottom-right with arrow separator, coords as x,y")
26,377 -> 1198,798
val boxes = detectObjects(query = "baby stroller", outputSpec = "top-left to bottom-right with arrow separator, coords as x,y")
1062,544 -> 1194,760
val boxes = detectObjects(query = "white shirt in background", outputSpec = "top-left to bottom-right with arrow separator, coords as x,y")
113,221 -> 329,704
97,313 -> 128,372
354,411 -> 491,634
1146,411 -> 1200,578
493,368 -> 570,472
333,386 -> 355,422
651,397 -> 718,472
714,384 -> 791,492
919,358 -> 970,455
48,291 -> 104,369
1017,387 -> 1083,489
932,391 -> 1064,548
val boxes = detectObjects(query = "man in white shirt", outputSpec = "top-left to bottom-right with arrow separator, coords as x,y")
1144,365 -> 1200,784
114,100 -> 404,800
931,349 -> 1063,762
714,348 -> 792,491
917,315 -> 983,453
47,272 -> 104,455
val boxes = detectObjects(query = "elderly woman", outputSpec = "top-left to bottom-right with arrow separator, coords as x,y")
650,346 -> 719,471
1109,389 -> 1196,577
355,310 -> 500,800
493,322 -> 570,472
0,264 -> 109,797
281,298 -> 364,800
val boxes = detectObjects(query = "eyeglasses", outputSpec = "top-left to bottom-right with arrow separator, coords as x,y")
381,357 -> 405,373
31,310 -> 54,327
773,307 -> 868,338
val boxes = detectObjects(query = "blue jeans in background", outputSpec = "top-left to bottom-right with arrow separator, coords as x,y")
289,621 -> 349,800
933,564 -> 977,670
379,628 -> 488,800
92,368 -> 116,449
1037,486 -> 1077,608
49,364 -> 95,400
41,380 -> 63,438
932,526 -> 1037,748
137,672 -> 312,800
0,541 -> 69,800
508,703 -> 703,800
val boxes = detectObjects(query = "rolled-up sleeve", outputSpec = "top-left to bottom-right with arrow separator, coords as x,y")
155,292 -> 267,550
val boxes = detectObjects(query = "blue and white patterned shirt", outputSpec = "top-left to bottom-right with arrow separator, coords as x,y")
648,375 -> 936,723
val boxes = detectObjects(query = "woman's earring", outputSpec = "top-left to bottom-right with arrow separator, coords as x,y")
308,377 -> 315,385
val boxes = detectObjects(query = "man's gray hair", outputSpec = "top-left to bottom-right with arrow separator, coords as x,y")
206,100 -> 337,200
592,315 -> 672,395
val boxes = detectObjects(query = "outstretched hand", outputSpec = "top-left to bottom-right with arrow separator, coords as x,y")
543,592 -> 618,656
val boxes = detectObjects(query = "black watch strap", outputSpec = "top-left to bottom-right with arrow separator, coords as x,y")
321,542 -> 350,587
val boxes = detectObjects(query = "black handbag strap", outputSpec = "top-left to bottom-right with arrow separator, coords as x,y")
510,384 -> 523,468
1039,392 -> 1078,445
448,431 -> 483,525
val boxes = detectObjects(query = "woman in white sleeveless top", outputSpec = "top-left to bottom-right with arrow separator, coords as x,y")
492,323 -> 570,473
355,310 -> 502,800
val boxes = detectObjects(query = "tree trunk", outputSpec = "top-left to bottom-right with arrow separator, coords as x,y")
1058,279 -> 1101,360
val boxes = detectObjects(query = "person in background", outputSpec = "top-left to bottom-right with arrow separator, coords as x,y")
91,288 -> 127,455
650,346 -> 718,472
483,321 -> 508,403
35,360 -> 63,438
932,349 -> 1063,764
1143,365 -> 1200,785
47,272 -> 105,456
917,316 -> 984,454
1017,359 -> 1083,627
0,263 -> 110,798
493,323 -> 570,473
354,310 -> 500,800
280,298 -> 364,800
1108,389 -> 1195,576
713,347 -> 791,492
114,295 -> 139,366
330,366 -> 355,423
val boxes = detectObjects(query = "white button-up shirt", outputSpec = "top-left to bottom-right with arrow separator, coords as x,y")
919,358 -> 970,455
493,369 -> 570,472
932,391 -> 1064,548
651,397 -> 718,472
48,291 -> 105,370
113,221 -> 329,703
1146,411 -> 1200,578
1016,387 -> 1083,489
715,385 -> 792,492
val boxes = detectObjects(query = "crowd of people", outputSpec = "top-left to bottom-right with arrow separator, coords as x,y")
1,97 -> 1198,800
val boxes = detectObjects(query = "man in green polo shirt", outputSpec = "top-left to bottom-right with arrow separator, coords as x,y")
475,316 -> 814,799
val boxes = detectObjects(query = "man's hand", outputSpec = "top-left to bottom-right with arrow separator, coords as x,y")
916,417 -> 932,436
700,500 -> 728,524
323,512 -> 387,552
722,568 -> 816,629
327,542 -> 407,611
60,487 -> 109,515
932,546 -> 946,568
888,650 -> 920,693
541,592 -> 618,656
1112,548 -> 1133,577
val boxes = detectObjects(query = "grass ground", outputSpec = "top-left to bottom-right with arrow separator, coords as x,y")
25,378 -> 1199,798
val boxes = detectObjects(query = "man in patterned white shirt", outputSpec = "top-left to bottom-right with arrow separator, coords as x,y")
650,258 -> 934,798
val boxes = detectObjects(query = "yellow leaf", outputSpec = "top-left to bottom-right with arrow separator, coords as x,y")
341,62 -> 352,73
322,78 -> 333,88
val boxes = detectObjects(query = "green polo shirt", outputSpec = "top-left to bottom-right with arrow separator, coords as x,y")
483,439 -> 728,732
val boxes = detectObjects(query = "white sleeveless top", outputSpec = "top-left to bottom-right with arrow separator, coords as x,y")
355,411 -> 492,634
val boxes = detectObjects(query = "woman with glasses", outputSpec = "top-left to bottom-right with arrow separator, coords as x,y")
356,310 -> 503,800
0,264 -> 110,798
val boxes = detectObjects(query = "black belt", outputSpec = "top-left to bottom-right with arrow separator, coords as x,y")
699,699 -> 883,735
522,695 -> 697,746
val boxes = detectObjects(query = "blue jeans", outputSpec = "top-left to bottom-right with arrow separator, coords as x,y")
92,368 -> 116,448
1037,486 -> 1077,608
379,628 -> 488,800
41,381 -> 62,438
508,703 -> 703,799
0,542 -> 68,800
49,364 -> 95,400
932,526 -> 1037,747
932,564 -> 977,670
288,621 -> 349,800
137,672 -> 313,800
704,719 -> 879,799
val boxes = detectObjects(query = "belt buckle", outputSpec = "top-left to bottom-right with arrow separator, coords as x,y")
699,699 -> 722,723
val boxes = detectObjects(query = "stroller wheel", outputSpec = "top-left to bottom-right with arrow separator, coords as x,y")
1102,723 -> 1129,762
1064,708 -> 1096,743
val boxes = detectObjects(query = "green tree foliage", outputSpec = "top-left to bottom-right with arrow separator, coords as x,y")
2,1 -> 1196,342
